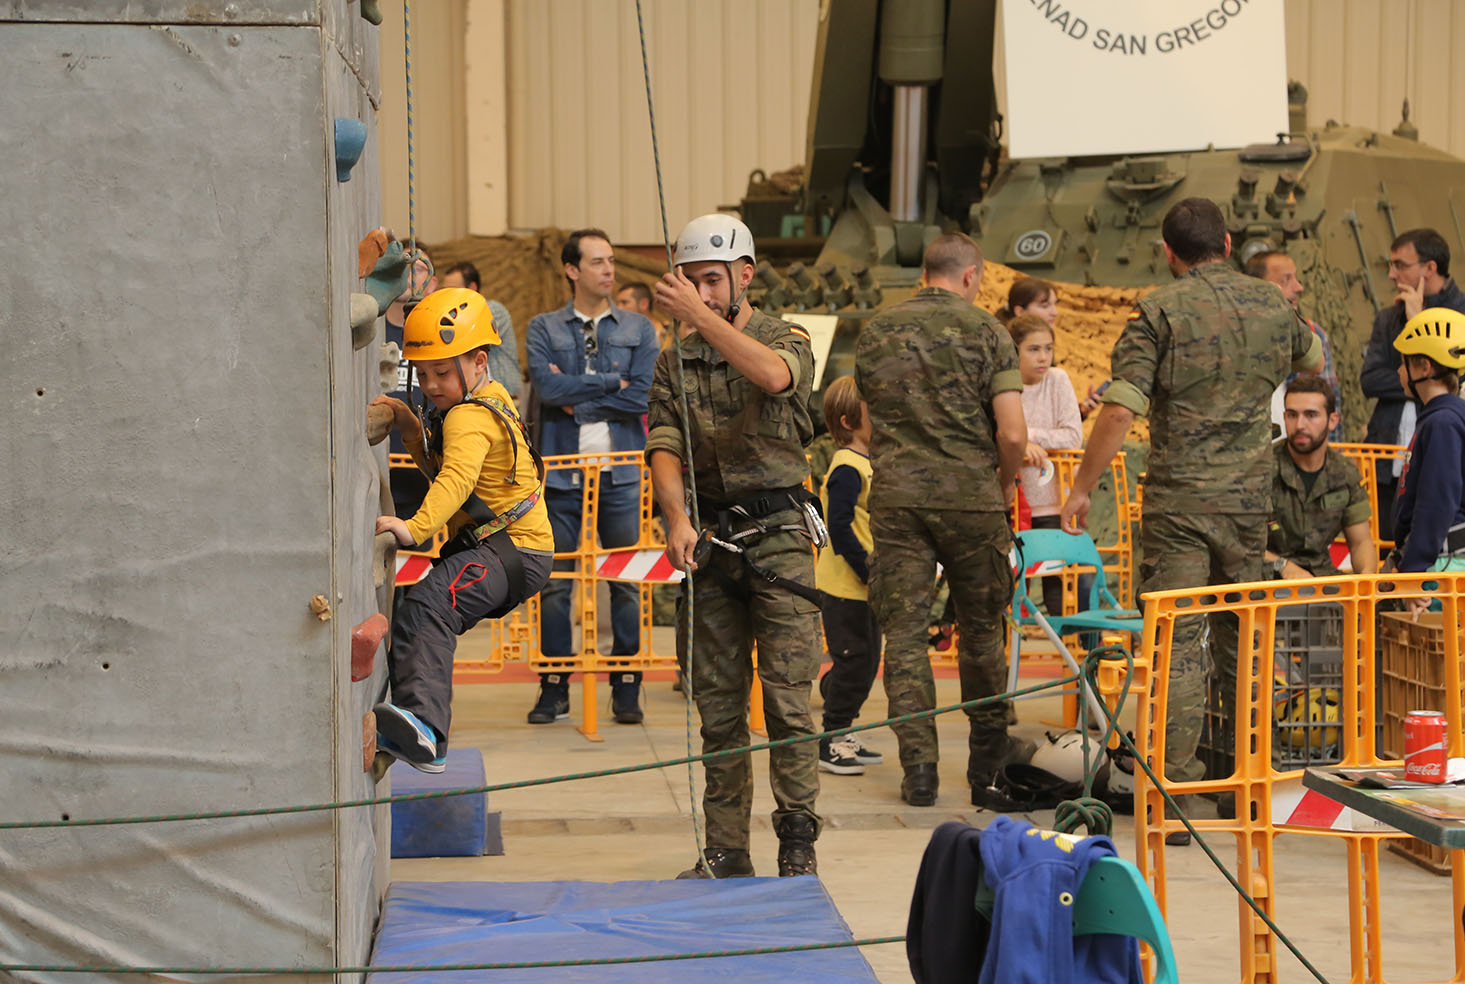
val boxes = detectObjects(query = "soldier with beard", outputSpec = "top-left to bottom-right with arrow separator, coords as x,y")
1265,373 -> 1377,578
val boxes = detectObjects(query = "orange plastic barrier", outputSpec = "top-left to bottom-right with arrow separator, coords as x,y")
1132,573 -> 1465,983
1334,442 -> 1407,551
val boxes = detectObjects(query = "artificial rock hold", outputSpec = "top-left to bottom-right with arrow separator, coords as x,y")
366,402 -> 394,446
351,613 -> 389,682
350,292 -> 379,350
333,118 -> 367,183
363,239 -> 409,316
379,341 -> 402,394
363,711 -> 378,772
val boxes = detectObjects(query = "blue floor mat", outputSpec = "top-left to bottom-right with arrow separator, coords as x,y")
369,877 -> 883,983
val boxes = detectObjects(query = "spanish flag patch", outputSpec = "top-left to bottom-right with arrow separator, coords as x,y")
786,323 -> 812,341
1126,307 -> 1142,321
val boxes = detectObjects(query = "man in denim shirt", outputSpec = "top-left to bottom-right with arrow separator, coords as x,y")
526,229 -> 659,725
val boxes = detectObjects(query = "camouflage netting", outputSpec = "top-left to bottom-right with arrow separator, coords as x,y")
427,229 -> 1156,433
427,230 -> 1152,609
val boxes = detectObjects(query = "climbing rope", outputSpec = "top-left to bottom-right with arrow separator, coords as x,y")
0,676 -> 1076,831
401,0 -> 431,295
1082,648 -> 1335,984
1052,643 -> 1131,838
0,936 -> 908,976
633,0 -> 710,876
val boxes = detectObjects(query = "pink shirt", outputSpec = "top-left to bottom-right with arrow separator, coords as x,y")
1019,367 -> 1083,516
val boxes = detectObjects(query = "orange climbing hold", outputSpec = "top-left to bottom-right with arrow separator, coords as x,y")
352,613 -> 389,682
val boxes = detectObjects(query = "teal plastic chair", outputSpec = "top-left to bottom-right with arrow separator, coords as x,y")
1074,856 -> 1180,984
1008,530 -> 1144,724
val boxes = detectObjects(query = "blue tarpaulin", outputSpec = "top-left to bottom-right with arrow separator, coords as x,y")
369,878 -> 883,983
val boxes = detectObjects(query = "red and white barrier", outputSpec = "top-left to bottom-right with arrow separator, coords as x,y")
1271,776 -> 1396,832
596,548 -> 685,583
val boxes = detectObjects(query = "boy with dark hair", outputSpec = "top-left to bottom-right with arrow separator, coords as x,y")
1389,308 -> 1465,612
372,288 -> 554,772
813,375 -> 883,776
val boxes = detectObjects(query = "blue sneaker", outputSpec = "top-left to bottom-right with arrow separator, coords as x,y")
377,732 -> 447,774
374,702 -> 439,760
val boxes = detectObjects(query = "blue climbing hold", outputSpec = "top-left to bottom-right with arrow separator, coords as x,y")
334,117 -> 367,183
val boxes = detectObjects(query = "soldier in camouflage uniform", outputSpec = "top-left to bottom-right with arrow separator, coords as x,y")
1265,374 -> 1375,579
854,233 -> 1030,809
1060,198 -> 1320,842
646,214 -> 823,879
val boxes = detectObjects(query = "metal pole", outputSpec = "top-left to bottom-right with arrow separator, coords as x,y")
890,84 -> 927,223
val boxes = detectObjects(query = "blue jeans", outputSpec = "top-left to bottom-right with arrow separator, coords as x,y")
538,480 -> 642,676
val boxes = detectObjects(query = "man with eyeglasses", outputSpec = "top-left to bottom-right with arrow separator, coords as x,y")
525,228 -> 659,726
1361,228 -> 1465,539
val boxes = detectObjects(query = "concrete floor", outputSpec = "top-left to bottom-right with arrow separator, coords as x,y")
390,626 -> 1460,984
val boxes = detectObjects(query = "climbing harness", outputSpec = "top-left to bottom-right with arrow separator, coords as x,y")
691,486 -> 829,609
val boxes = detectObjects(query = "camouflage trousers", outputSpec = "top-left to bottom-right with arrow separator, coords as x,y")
1140,511 -> 1265,784
869,508 -> 1013,783
685,514 -> 822,851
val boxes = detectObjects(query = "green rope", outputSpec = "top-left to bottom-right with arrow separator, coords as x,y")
0,675 -> 1077,830
1083,647 -> 1334,984
0,936 -> 907,976
1054,644 -> 1132,837
632,0 -> 709,875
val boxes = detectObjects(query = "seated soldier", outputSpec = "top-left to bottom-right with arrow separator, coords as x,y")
1265,375 -> 1377,578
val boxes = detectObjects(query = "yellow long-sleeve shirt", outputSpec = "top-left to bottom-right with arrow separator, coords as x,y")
401,380 -> 554,552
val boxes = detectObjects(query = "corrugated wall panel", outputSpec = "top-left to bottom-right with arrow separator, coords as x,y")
389,1 -> 1465,243
505,0 -> 818,244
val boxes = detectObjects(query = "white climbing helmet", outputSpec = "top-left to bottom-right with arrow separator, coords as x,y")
1029,729 -> 1102,784
673,213 -> 755,269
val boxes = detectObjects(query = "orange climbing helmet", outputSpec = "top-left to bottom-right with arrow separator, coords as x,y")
402,287 -> 500,361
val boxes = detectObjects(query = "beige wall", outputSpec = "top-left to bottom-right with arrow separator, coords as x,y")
381,0 -> 1465,245
504,0 -> 820,244
378,0 -> 469,246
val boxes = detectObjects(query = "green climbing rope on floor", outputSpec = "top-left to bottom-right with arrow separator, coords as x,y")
0,936 -> 908,976
0,674 -> 1078,831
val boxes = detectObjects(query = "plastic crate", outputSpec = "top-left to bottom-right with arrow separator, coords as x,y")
1199,603 -> 1345,779
1379,611 -> 1456,875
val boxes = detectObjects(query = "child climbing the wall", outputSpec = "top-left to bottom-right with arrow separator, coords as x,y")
1008,313 -> 1085,619
372,288 -> 555,772
814,376 -> 884,776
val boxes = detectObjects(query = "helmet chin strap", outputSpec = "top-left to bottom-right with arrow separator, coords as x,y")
725,260 -> 751,324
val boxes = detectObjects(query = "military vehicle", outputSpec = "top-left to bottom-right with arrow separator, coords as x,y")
734,0 -> 1465,440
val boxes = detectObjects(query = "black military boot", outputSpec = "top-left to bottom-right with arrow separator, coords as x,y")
676,848 -> 755,879
900,763 -> 939,807
968,732 -> 1036,809
775,814 -> 818,877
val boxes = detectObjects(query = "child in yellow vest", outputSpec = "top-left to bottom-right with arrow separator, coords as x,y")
814,376 -> 884,775
373,288 -> 555,772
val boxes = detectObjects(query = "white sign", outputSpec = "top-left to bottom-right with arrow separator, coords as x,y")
1002,0 -> 1289,159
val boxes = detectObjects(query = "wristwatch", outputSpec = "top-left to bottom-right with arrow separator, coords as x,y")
1268,556 -> 1287,576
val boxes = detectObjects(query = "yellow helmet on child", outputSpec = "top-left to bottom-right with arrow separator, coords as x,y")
1394,307 -> 1465,369
402,287 -> 500,361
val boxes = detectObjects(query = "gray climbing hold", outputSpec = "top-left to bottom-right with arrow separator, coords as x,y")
334,117 -> 367,182
350,292 -> 379,350
379,342 -> 401,394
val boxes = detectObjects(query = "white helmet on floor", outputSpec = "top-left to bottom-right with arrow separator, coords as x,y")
1029,730 -> 1100,784
673,213 -> 755,269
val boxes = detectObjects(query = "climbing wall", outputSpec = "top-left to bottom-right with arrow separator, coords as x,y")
0,3 -> 390,980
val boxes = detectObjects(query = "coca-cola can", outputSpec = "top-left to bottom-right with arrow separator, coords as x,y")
1404,710 -> 1448,784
